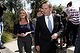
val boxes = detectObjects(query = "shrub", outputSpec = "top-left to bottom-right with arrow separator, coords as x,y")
2,31 -> 13,43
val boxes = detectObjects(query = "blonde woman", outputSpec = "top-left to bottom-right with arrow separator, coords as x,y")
13,8 -> 35,53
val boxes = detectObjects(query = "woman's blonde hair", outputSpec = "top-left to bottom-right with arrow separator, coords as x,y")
18,8 -> 30,23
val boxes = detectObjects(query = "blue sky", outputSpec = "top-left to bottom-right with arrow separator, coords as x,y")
49,0 -> 80,10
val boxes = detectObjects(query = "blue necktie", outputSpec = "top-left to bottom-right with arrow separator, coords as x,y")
48,17 -> 52,33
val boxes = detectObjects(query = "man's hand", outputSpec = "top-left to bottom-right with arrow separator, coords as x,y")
51,33 -> 59,39
36,45 -> 40,52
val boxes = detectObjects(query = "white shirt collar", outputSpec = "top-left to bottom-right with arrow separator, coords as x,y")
45,13 -> 53,19
49,13 -> 53,18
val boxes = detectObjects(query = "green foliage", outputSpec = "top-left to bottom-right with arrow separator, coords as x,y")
2,31 -> 13,43
53,4 -> 64,15
3,11 -> 15,33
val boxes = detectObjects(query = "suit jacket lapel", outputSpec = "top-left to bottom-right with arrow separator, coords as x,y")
42,15 -> 57,34
43,15 -> 49,29
43,14 -> 56,34
52,15 -> 56,33
42,15 -> 51,33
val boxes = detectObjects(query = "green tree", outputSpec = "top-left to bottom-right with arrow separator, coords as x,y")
53,4 -> 64,15
3,12 -> 14,33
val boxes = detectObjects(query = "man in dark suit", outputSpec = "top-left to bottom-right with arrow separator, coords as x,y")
35,1 -> 63,53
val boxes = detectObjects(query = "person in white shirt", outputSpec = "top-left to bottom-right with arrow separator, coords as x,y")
62,1 -> 79,47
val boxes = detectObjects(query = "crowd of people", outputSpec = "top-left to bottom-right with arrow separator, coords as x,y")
34,1 -> 79,53
0,1 -> 80,53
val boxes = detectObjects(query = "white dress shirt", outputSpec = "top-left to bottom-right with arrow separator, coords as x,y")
45,13 -> 54,31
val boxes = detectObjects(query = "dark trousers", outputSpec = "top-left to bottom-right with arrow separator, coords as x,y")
40,41 -> 57,53
74,41 -> 80,53
74,27 -> 80,53
46,45 -> 56,53
17,36 -> 32,53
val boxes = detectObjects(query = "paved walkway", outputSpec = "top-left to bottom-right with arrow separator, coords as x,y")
0,39 -> 75,53
4,40 -> 19,53
1,39 -> 35,53
0,47 -> 14,53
